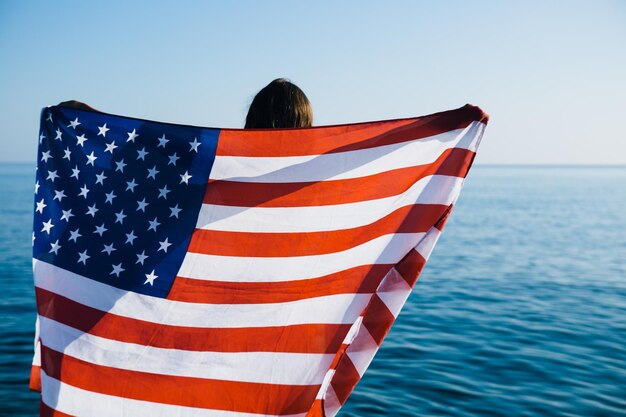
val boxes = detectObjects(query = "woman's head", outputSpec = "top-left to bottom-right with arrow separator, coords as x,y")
245,78 -> 313,129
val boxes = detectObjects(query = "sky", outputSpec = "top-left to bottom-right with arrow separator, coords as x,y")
1,0 -> 625,164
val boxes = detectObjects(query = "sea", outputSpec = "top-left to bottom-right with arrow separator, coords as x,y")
1,163 -> 625,417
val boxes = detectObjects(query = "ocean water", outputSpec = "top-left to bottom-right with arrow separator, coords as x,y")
1,163 -> 625,416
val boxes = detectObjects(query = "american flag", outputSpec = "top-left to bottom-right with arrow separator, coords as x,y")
31,104 -> 488,416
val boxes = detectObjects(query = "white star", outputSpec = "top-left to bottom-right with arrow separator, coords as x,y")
144,270 -> 158,286
158,185 -> 170,199
136,198 -> 148,212
115,209 -> 126,224
60,209 -> 74,222
125,230 -> 137,245
189,137 -> 201,152
168,152 -> 180,166
53,189 -> 66,202
35,198 -> 46,213
158,237 -> 172,253
41,219 -> 54,234
126,179 -> 138,192
169,204 -> 182,218
136,251 -> 148,265
32,232 -> 35,245
68,117 -> 80,129
157,134 -> 169,148
71,166 -> 80,179
110,263 -> 125,277
78,184 -> 90,198
76,134 -> 88,147
34,181 -> 40,194
127,129 -> 139,143
46,112 -> 53,122
46,170 -> 59,182
94,223 -> 107,236
148,217 -> 160,232
86,204 -> 99,217
49,240 -> 61,255
86,151 -> 97,166
68,228 -> 81,242
77,250 -> 90,265
136,147 -> 148,160
98,123 -> 110,137
63,147 -> 72,160
39,133 -> 46,144
115,159 -> 127,173
147,166 -> 159,180
95,171 -> 107,185
104,141 -> 118,153
105,190 -> 116,204
41,150 -> 52,162
180,171 -> 192,184
55,128 -> 63,140
102,243 -> 116,255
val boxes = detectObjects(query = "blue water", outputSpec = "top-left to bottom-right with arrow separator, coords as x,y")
1,163 -> 625,416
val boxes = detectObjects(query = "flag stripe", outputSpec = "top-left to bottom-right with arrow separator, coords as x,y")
188,204 -> 449,257
40,316 -> 334,385
209,123 -> 482,182
203,147 -> 475,207
168,264 -> 392,304
216,105 -> 487,157
196,174 -> 464,233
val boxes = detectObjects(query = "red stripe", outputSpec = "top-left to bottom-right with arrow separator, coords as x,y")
41,345 -> 319,415
361,294 -> 396,345
36,287 -> 350,354
330,356 -> 361,404
188,204 -> 449,257
395,249 -> 427,287
203,147 -> 475,207
168,264 -> 392,304
216,104 -> 488,157
30,364 -> 41,392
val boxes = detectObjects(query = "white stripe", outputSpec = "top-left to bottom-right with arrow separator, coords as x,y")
415,227 -> 442,261
34,259 -> 372,327
345,327 -> 379,377
41,372 -> 307,417
209,123 -> 482,182
40,316 -> 333,386
179,232 -> 426,282
323,385 -> 342,417
196,175 -> 464,232
376,268 -> 413,318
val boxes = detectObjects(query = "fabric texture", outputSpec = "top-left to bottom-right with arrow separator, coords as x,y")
31,104 -> 488,416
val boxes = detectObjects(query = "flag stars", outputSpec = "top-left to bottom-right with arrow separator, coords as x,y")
168,153 -> 180,166
94,223 -> 107,236
34,181 -> 40,194
180,171 -> 192,184
78,184 -> 90,198
41,150 -> 52,162
71,166 -> 80,179
53,189 -> 66,202
158,185 -> 170,199
55,128 -> 63,140
76,134 -> 88,147
68,117 -> 81,129
60,209 -> 74,222
148,217 -> 161,232
98,123 -> 110,137
63,148 -> 72,160
35,198 -> 47,213
110,263 -> 125,277
86,151 -> 98,166
105,141 -> 118,153
147,166 -> 159,180
169,204 -> 181,218
105,190 -> 116,204
115,159 -> 127,173
68,229 -> 81,242
86,204 -> 99,217
47,170 -> 59,182
39,133 -> 46,144
136,251 -> 148,265
46,112 -> 53,123
115,209 -> 127,224
189,138 -> 201,152
125,230 -> 138,245
126,179 -> 138,192
77,250 -> 90,265
144,270 -> 158,286
157,134 -> 169,148
49,240 -> 61,255
137,147 -> 148,161
95,172 -> 107,185
158,238 -> 172,253
127,129 -> 139,143
102,243 -> 116,255
41,219 -> 54,234
136,198 -> 148,212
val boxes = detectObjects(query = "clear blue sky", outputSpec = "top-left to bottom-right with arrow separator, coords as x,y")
1,0 -> 625,164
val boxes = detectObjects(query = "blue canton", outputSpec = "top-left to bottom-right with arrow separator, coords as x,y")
33,106 -> 218,298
